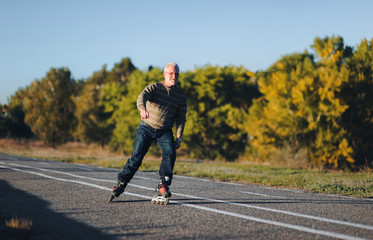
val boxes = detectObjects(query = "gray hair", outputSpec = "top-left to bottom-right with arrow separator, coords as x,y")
164,62 -> 179,73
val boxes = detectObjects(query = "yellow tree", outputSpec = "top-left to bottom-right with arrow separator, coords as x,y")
245,52 -> 317,161
310,36 -> 354,168
245,36 -> 355,168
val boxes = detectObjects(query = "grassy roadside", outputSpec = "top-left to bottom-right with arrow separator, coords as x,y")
1,139 -> 372,198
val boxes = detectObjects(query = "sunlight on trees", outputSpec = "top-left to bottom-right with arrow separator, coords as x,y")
2,37 -> 372,170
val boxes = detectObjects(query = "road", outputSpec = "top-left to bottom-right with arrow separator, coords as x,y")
0,152 -> 372,240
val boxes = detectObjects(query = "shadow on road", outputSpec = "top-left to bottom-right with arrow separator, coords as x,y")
0,179 -> 117,240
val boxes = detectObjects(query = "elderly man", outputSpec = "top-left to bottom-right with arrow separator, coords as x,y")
109,63 -> 187,204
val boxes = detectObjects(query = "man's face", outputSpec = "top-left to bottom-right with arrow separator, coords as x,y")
163,65 -> 179,88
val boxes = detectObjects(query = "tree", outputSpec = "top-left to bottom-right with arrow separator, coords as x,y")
310,36 -> 354,168
109,68 -> 163,154
23,68 -> 76,147
112,57 -> 137,84
0,104 -> 10,137
182,65 -> 260,160
245,36 -> 355,168
74,58 -> 137,147
341,38 -> 373,168
1,89 -> 33,138
245,52 -> 317,161
74,66 -> 113,146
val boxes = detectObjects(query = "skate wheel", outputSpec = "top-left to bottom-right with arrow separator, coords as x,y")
151,196 -> 169,205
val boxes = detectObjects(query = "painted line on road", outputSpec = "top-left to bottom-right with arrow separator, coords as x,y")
174,175 -> 210,182
0,163 -> 368,240
172,191 -> 373,231
2,161 -> 373,232
257,186 -> 305,193
241,191 -> 287,199
38,162 -> 49,165
171,201 -> 368,240
4,162 -> 154,183
0,164 -> 150,198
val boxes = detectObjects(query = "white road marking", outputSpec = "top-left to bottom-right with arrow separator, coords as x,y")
0,163 -> 370,240
2,161 -> 373,237
171,201 -> 368,240
3,161 -> 373,231
241,191 -> 287,199
6,162 -> 155,182
255,185 -> 373,202
174,175 -> 210,182
173,192 -> 373,231
38,162 -> 49,165
324,193 -> 373,201
257,186 -> 305,193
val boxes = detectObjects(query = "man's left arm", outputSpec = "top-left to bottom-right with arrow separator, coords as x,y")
175,94 -> 187,149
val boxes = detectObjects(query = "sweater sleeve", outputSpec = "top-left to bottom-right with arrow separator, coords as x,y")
137,83 -> 157,111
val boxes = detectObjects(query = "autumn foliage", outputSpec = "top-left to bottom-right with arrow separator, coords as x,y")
1,36 -> 372,169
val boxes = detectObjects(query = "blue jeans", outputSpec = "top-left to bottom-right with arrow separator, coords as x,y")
118,121 -> 176,185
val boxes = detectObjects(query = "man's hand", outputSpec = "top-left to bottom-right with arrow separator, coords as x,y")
140,108 -> 149,119
175,138 -> 182,150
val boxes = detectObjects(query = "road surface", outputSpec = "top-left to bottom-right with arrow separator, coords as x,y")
0,153 -> 372,239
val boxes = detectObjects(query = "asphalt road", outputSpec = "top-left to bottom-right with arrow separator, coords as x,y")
0,152 -> 372,240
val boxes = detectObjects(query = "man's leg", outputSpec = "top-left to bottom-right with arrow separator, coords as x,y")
109,124 -> 154,203
156,129 -> 176,185
118,124 -> 154,183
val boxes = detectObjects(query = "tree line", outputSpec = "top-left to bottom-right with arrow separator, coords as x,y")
1,35 -> 372,170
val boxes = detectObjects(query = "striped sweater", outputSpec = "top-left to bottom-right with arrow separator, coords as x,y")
137,82 -> 187,137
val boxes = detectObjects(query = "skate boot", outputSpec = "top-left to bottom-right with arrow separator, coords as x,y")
151,178 -> 171,205
108,181 -> 127,203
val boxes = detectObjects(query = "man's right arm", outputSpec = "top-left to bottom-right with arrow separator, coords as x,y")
137,83 -> 157,118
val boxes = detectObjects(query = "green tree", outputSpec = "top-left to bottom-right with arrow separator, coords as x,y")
74,66 -> 114,146
74,58 -> 136,147
2,89 -> 33,138
341,38 -> 373,168
0,104 -> 10,137
182,65 -> 260,160
23,68 -> 76,147
112,57 -> 137,84
109,68 -> 163,154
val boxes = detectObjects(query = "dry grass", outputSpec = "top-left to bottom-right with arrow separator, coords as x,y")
5,218 -> 33,231
5,217 -> 33,239
0,138 -> 126,160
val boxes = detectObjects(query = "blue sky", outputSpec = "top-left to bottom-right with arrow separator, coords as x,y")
1,0 -> 373,104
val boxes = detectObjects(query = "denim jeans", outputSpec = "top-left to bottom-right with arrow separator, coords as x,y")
118,121 -> 176,185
